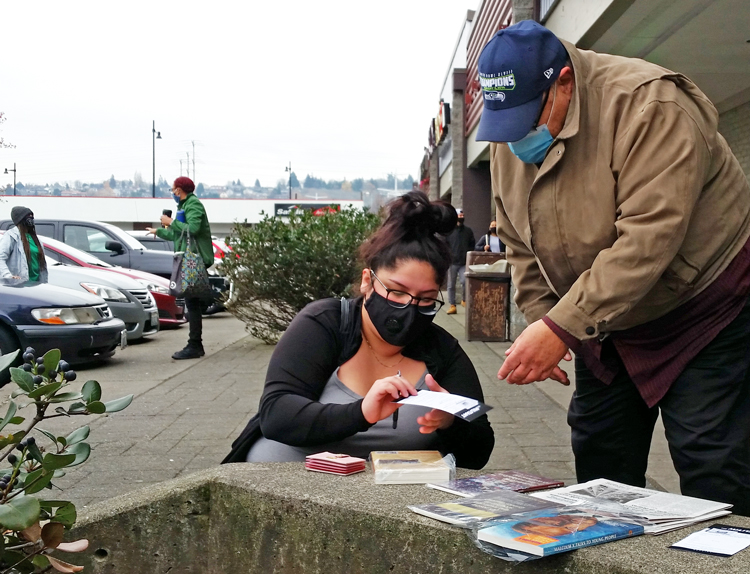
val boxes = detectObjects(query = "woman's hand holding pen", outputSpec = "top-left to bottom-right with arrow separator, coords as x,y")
416,374 -> 455,433
361,373 -> 416,424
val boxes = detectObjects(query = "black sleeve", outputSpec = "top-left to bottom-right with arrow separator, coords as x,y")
474,235 -> 487,251
258,301 -> 373,446
431,335 -> 495,470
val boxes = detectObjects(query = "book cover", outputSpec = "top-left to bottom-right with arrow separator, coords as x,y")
409,490 -> 561,527
371,451 -> 451,485
428,470 -> 564,497
305,452 -> 366,476
477,507 -> 644,557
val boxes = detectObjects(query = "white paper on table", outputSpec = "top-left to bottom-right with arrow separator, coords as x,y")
671,524 -> 750,556
395,390 -> 492,421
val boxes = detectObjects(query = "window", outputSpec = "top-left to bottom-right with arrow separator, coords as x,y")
35,224 -> 56,238
63,225 -> 114,253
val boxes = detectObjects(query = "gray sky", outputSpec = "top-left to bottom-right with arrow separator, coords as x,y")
1,1 -> 474,188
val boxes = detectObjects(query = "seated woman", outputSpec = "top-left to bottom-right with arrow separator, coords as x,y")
224,192 -> 494,469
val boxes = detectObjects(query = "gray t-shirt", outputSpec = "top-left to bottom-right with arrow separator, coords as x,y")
246,368 -> 439,462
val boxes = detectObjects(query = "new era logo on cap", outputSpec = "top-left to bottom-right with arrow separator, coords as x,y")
475,20 -> 568,143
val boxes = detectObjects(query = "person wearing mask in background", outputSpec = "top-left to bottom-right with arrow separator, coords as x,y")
0,206 -> 48,283
445,208 -> 475,315
475,220 -> 505,253
146,177 -> 213,360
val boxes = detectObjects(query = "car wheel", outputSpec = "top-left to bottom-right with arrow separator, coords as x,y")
0,325 -> 21,387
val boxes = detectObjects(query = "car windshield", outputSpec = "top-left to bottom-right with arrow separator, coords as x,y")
99,222 -> 148,250
40,235 -> 114,267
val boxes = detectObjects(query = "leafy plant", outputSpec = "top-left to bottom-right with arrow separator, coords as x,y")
0,347 -> 133,573
221,206 -> 380,343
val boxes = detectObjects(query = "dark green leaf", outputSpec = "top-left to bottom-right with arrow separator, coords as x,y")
23,468 -> 53,494
0,400 -> 17,434
27,441 -> 44,464
68,402 -> 87,413
51,502 -> 76,528
103,394 -> 134,413
0,495 -> 41,530
81,380 -> 101,403
48,392 -> 83,403
10,367 -> 34,392
32,554 -> 51,569
0,349 -> 19,374
37,428 -> 59,446
65,443 -> 90,467
64,426 -> 89,446
28,381 -> 63,399
42,453 -> 76,471
42,349 -> 61,381
9,416 -> 24,424
86,401 -> 106,414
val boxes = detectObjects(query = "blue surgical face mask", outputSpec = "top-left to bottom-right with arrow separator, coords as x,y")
508,84 -> 557,164
173,192 -> 181,204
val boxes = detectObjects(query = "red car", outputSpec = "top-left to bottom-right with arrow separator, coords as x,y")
39,236 -> 186,328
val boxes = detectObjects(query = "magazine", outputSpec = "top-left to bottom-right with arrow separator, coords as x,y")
671,524 -> 750,557
476,507 -> 644,557
428,470 -> 564,497
531,478 -> 732,534
409,490 -> 561,527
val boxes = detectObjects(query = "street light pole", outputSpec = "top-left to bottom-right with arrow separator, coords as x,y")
285,161 -> 292,199
152,121 -> 161,198
3,163 -> 16,196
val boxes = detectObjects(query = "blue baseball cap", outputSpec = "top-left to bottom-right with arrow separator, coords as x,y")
476,20 -> 568,143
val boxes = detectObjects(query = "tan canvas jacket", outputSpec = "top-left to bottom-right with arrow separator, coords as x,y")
490,40 -> 750,341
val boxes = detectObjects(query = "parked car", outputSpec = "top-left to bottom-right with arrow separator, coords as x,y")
0,219 -> 174,278
0,280 -> 126,386
127,230 -> 173,252
46,262 -> 158,341
38,234 -> 185,328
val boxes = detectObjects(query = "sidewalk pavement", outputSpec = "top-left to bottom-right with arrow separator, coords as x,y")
28,304 -> 678,508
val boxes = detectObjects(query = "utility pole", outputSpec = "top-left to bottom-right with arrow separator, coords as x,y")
186,152 -> 190,180
285,161 -> 292,200
3,163 -> 16,196
179,159 -> 183,176
192,141 -> 196,182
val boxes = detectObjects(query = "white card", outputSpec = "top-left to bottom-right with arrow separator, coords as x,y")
395,390 -> 492,421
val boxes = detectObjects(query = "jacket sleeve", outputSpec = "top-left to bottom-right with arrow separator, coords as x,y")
474,235 -> 487,251
259,303 -> 373,446
491,151 -> 560,323
170,198 -> 205,237
0,233 -> 15,278
547,99 -> 712,339
155,226 -> 176,242
432,337 -> 495,469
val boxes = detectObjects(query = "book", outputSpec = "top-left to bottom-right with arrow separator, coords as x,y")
530,478 -> 733,534
371,451 -> 452,485
671,524 -> 750,557
409,490 -> 562,527
428,470 -> 564,497
305,452 -> 366,476
476,507 -> 644,557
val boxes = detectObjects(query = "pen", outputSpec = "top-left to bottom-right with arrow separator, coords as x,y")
393,370 -> 401,430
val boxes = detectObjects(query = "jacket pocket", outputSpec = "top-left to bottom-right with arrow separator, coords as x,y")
661,254 -> 701,294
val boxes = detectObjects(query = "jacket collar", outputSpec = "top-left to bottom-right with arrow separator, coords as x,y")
555,39 -> 583,142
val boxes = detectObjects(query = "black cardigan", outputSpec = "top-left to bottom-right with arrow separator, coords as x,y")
223,297 -> 495,468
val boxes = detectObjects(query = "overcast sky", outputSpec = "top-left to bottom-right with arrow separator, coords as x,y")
0,1 -> 475,188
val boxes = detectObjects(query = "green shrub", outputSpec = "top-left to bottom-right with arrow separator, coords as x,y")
222,206 -> 380,343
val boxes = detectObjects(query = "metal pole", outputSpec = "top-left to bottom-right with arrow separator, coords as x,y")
152,121 -> 156,198
288,161 -> 292,199
192,141 -> 196,182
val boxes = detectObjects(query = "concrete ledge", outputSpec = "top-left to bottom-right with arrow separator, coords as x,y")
71,463 -> 750,573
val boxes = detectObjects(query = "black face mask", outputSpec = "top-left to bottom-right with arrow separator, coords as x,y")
489,227 -> 496,235
23,216 -> 34,229
457,220 -> 464,227
364,290 -> 435,347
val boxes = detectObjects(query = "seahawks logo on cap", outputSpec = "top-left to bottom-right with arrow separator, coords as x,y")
484,92 -> 505,101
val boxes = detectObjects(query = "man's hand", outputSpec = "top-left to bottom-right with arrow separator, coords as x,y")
160,215 -> 173,227
497,319 -> 572,385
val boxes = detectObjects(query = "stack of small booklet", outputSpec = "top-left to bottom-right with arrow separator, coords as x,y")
371,451 -> 454,484
304,452 -> 366,476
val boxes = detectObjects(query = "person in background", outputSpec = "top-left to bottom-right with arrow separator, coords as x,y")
146,177 -> 213,360
0,206 -> 48,283
223,191 -> 494,468
445,208 -> 475,315
475,220 -> 505,253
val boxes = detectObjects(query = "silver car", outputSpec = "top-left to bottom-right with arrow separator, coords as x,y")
46,262 -> 159,341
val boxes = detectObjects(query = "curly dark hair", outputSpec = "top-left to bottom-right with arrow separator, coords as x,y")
359,191 -> 457,285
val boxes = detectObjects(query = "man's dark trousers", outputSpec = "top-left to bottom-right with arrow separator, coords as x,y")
568,298 -> 750,515
185,297 -> 204,350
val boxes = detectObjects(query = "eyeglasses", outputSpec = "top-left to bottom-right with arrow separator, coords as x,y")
370,269 -> 444,315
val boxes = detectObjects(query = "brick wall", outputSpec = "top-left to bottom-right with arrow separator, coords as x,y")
718,100 -> 750,182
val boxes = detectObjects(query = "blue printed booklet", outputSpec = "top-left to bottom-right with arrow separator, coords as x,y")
476,507 -> 644,557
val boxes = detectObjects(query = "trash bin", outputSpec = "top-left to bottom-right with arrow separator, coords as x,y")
464,252 -> 510,342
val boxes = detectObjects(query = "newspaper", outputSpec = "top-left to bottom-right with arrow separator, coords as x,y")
530,479 -> 732,534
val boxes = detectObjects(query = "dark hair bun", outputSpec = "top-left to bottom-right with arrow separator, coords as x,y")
388,191 -> 457,237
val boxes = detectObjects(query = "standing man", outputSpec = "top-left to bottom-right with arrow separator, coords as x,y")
477,21 -> 750,513
445,208 -> 475,315
475,220 -> 505,253
146,177 -> 213,360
